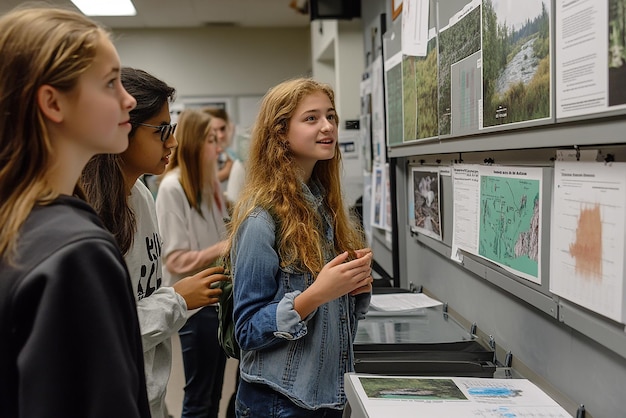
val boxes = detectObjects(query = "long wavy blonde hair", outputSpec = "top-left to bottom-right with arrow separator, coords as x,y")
0,6 -> 107,264
225,77 -> 364,275
163,108 -> 218,214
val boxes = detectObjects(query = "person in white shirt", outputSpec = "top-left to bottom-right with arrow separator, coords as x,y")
80,67 -> 228,418
156,108 -> 229,418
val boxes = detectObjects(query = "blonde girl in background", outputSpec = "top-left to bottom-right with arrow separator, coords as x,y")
0,6 -> 150,417
204,107 -> 235,185
156,108 -> 229,418
226,77 -> 373,417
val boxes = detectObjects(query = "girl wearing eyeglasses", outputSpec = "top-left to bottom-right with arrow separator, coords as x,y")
80,68 -> 228,418
0,7 -> 152,417
156,108 -> 229,418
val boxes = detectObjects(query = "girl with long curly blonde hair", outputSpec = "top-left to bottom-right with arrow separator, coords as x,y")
226,77 -> 373,417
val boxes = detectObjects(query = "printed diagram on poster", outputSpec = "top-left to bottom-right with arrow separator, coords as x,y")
450,164 -> 543,283
408,166 -> 442,240
478,166 -> 543,283
481,0 -> 552,129
556,0 -> 626,118
550,161 -> 626,324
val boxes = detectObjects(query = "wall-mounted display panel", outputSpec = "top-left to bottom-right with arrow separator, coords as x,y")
386,0 -> 555,147
369,2 -> 626,416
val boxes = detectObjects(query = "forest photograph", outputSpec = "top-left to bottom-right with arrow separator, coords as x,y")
361,377 -> 466,400
403,55 -> 418,141
438,4 -> 482,136
482,0 -> 551,128
385,62 -> 404,146
609,0 -> 626,106
416,35 -> 439,140
403,36 -> 438,142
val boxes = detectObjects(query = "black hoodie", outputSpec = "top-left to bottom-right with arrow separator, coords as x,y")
0,195 -> 150,418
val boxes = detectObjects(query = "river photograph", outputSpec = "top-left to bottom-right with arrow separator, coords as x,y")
482,0 -> 551,128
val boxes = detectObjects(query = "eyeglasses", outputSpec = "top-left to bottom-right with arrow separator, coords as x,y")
135,122 -> 177,142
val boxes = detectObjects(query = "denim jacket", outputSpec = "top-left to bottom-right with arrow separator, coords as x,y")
231,181 -> 370,410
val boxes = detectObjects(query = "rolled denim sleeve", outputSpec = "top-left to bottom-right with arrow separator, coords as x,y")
273,291 -> 315,340
232,209 -> 313,351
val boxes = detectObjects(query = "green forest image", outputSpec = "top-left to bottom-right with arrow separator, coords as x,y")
609,0 -> 626,106
403,55 -> 417,140
403,37 -> 438,141
438,5 -> 482,136
417,36 -> 439,139
482,0 -> 551,127
361,377 -> 467,400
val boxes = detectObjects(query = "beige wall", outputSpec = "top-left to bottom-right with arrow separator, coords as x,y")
112,26 -> 311,98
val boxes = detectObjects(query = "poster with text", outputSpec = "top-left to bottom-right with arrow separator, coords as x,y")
550,161 -> 626,324
451,164 -> 481,261
556,0 -> 626,119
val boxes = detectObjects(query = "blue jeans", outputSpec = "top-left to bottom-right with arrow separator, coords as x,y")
179,306 -> 227,418
235,379 -> 344,418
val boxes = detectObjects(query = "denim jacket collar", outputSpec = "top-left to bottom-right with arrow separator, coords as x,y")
302,178 -> 324,208
302,179 -> 334,243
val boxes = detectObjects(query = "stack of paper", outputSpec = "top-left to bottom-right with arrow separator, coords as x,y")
345,374 -> 573,418
367,293 -> 443,316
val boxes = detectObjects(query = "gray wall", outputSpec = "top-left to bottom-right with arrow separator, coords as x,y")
360,1 -> 626,417
112,26 -> 311,126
